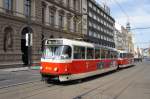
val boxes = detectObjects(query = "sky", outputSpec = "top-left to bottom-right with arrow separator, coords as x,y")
96,0 -> 150,49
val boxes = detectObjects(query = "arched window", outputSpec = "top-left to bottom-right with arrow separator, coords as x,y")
4,27 -> 13,52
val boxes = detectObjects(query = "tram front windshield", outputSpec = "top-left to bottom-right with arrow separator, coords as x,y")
42,45 -> 72,59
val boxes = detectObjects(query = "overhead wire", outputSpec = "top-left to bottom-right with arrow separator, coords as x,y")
110,0 -> 150,48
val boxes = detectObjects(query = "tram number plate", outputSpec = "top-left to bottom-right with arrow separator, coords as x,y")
97,62 -> 104,69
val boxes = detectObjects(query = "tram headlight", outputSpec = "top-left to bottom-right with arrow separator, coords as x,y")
54,67 -> 59,72
40,66 -> 43,70
65,68 -> 68,72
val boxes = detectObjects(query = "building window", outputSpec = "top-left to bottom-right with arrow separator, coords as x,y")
89,21 -> 92,27
73,0 -> 76,10
89,2 -> 92,8
4,0 -> 13,12
94,14 -> 96,20
104,14 -> 106,18
93,24 -> 96,29
66,0 -> 70,8
59,14 -> 64,28
89,30 -> 92,36
24,0 -> 30,16
58,0 -> 64,5
94,32 -> 97,37
73,19 -> 77,32
42,2 -> 46,24
97,9 -> 100,14
93,6 -> 96,11
89,11 -> 92,17
49,11 -> 55,26
97,17 -> 100,22
67,17 -> 71,31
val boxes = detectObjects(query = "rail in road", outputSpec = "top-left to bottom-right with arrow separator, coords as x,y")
73,63 -> 146,99
73,65 -> 144,99
0,80 -> 59,99
0,62 -> 148,99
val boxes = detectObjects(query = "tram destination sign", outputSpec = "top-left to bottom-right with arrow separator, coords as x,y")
46,40 -> 63,45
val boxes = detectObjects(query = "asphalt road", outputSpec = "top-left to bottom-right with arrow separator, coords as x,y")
0,69 -> 40,88
0,61 -> 150,99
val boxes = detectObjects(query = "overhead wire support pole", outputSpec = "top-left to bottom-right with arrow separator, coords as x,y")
27,0 -> 32,67
81,0 -> 83,38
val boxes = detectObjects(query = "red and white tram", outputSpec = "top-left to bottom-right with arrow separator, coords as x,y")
40,38 -> 118,82
117,50 -> 134,68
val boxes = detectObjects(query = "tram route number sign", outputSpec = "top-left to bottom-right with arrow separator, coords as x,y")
46,40 -> 63,45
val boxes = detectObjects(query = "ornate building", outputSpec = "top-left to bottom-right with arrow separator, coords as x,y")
0,0 -> 82,68
114,28 -> 123,50
41,0 -> 82,39
114,23 -> 134,53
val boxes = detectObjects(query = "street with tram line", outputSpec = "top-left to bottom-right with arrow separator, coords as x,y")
0,61 -> 150,99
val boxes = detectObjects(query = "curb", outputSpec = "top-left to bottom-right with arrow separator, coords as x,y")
1,67 -> 29,72
0,66 -> 40,72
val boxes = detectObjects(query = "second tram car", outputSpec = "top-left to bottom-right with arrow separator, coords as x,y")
40,38 -> 118,82
117,50 -> 134,68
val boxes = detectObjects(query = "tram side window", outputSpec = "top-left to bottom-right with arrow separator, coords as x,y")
107,50 -> 111,58
128,53 -> 133,58
129,53 -> 133,58
74,46 -> 85,59
127,53 -> 129,58
120,53 -> 123,58
121,53 -> 127,58
95,48 -> 100,59
87,48 -> 94,59
62,46 -> 72,59
110,51 -> 114,59
124,53 -> 127,58
101,48 -> 105,59
128,54 -> 131,58
114,51 -> 118,58
105,50 -> 110,58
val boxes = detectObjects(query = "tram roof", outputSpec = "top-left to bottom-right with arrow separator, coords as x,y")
45,38 -> 116,51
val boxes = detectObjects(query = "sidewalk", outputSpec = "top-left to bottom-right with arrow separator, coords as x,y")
0,65 -> 40,72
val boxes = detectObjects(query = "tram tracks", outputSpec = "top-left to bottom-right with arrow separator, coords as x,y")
0,64 -> 146,99
0,79 -> 65,99
0,80 -> 53,99
0,79 -> 40,90
73,65 -> 145,99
